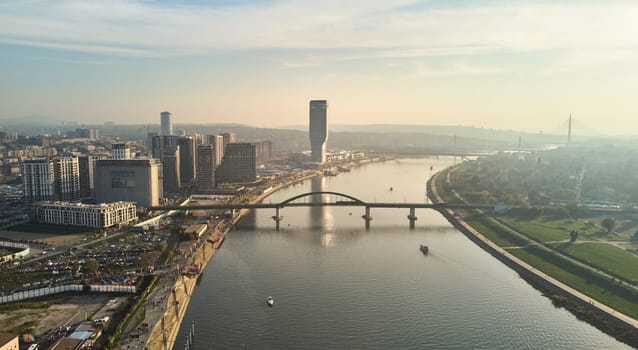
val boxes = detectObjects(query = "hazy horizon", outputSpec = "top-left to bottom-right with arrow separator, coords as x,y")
2,1 -> 638,134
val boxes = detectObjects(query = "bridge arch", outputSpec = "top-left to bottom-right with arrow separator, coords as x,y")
278,191 -> 367,207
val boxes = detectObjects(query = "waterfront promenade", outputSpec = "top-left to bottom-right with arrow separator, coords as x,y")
428,169 -> 638,335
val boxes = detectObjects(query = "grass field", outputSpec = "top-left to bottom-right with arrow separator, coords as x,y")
465,215 -> 529,247
0,271 -> 54,292
438,170 -> 638,318
497,216 -> 570,242
549,242 -> 638,284
507,245 -> 638,320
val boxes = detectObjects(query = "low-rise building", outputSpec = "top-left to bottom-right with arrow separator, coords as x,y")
49,337 -> 82,350
0,332 -> 19,350
32,201 -> 137,228
183,224 -> 208,238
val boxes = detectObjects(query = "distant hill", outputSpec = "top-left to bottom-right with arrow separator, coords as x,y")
0,119 -> 577,154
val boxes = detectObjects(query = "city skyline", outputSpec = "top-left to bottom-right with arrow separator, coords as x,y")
2,1 -> 638,134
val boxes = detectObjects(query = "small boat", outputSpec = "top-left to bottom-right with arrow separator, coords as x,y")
389,187 -> 393,191
267,296 -> 274,307
419,245 -> 429,254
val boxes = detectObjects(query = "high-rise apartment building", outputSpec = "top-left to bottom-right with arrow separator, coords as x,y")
150,135 -> 197,192
23,157 -> 81,204
207,134 -> 225,166
160,111 -> 173,136
221,132 -> 236,149
147,132 -> 158,150
22,159 -> 55,204
253,140 -> 272,163
309,100 -> 328,163
53,157 -> 80,202
161,150 -> 180,193
190,133 -> 205,145
95,158 -> 163,209
215,143 -> 256,184
177,136 -> 196,185
112,143 -> 131,160
78,155 -> 102,199
151,136 -> 180,192
196,145 -> 216,192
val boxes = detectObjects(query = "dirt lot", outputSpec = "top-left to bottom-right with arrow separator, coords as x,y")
0,294 -> 111,337
0,230 -> 87,246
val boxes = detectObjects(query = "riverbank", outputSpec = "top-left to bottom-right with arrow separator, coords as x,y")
427,169 -> 638,348
137,170 -> 321,350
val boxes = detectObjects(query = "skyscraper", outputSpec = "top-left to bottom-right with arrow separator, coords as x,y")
152,136 -> 181,193
22,159 -> 55,204
78,155 -> 102,199
207,134 -> 225,166
53,157 -> 80,202
151,135 -> 196,191
23,157 -> 81,204
196,145 -> 216,192
215,143 -> 256,184
221,132 -> 236,149
253,140 -> 272,163
160,111 -> 173,136
177,136 -> 196,184
309,100 -> 328,163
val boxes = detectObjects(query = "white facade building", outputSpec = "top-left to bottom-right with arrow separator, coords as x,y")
33,201 -> 137,228
22,159 -> 55,204
53,157 -> 80,202
111,143 -> 131,160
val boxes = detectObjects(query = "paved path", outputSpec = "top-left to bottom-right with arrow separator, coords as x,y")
433,168 -> 638,331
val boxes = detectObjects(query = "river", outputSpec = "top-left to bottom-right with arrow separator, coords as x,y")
174,157 -> 630,349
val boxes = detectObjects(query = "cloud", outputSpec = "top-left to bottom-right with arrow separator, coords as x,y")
1,0 -> 637,70
414,63 -> 504,78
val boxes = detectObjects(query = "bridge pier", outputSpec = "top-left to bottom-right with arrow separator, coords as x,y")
407,207 -> 418,230
361,206 -> 372,231
272,207 -> 283,231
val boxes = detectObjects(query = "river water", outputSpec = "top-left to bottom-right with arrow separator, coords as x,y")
174,158 -> 629,349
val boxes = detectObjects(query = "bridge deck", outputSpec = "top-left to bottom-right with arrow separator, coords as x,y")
149,203 -> 492,210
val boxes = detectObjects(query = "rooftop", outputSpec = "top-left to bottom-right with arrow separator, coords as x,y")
0,332 -> 18,346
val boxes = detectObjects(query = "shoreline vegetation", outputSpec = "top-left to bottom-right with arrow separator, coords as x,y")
429,166 -> 638,348
130,155 -> 638,349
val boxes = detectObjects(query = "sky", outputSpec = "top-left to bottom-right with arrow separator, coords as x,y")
1,0 -> 638,134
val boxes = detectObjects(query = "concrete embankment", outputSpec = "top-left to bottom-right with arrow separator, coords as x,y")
427,170 -> 638,345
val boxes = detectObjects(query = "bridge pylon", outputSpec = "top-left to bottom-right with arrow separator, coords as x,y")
272,207 -> 283,231
361,206 -> 372,231
407,207 -> 418,230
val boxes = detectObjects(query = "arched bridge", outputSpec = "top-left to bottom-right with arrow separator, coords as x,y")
149,191 -> 492,230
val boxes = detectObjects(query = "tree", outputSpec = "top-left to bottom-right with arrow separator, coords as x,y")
155,242 -> 168,253
569,230 -> 579,243
601,217 -> 616,233
84,259 -> 99,275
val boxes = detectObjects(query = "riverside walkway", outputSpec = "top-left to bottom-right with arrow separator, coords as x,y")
429,169 -> 638,333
